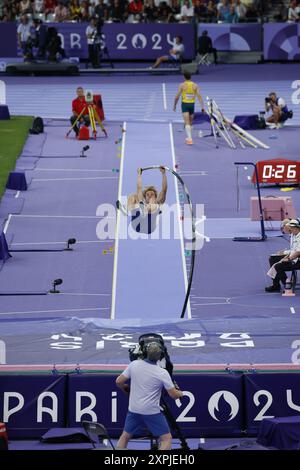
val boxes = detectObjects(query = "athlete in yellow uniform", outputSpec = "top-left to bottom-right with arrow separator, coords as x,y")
173,71 -> 205,145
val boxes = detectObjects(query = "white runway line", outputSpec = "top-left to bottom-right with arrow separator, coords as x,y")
0,307 -> 109,316
58,292 -> 111,297
11,214 -> 114,219
180,170 -> 208,174
169,122 -> 191,320
180,173 -> 208,177
192,302 -> 229,306
162,83 -> 167,110
33,176 -> 118,182
111,121 -> 126,320
10,240 -> 111,246
192,296 -> 231,300
0,340 -> 6,365
3,214 -> 12,234
290,307 -> 296,314
34,168 -> 115,172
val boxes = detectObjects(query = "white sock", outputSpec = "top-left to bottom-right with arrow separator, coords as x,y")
185,125 -> 192,140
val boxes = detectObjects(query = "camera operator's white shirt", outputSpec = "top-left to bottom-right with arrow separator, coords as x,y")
17,22 -> 31,42
86,25 -> 97,45
277,97 -> 286,109
122,360 -> 174,415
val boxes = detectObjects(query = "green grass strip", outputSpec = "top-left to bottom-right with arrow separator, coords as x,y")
0,116 -> 33,198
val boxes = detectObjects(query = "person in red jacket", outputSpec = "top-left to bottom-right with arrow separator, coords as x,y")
128,0 -> 143,15
70,86 -> 90,137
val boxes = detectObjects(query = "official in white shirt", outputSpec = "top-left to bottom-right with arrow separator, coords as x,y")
266,219 -> 300,292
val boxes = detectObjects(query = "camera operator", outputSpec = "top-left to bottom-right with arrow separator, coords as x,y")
31,18 -> 47,59
116,342 -> 183,450
265,92 -> 292,129
46,26 -> 66,62
86,17 -> 99,68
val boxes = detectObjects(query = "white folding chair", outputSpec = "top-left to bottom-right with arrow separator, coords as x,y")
196,53 -> 212,66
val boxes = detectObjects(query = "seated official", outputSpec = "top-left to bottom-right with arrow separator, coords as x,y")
198,30 -> 218,64
265,219 -> 292,292
265,92 -> 293,130
70,87 -> 90,137
266,219 -> 300,292
151,36 -> 184,69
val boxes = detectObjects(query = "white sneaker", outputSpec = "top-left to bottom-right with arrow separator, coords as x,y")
268,124 -> 276,130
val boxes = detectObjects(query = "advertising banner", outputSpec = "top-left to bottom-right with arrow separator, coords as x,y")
2,372 -> 300,439
48,22 -> 195,60
198,23 -> 262,51
264,23 -> 300,60
244,373 -> 300,434
0,23 -> 18,57
0,375 -> 67,438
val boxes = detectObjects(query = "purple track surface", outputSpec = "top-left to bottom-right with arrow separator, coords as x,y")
0,65 -> 300,367
8,436 -> 271,451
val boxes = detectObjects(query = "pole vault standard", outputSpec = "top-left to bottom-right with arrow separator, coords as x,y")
233,162 -> 266,242
140,166 -> 196,319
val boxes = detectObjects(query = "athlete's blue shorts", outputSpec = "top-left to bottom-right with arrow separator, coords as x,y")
124,411 -> 170,437
181,102 -> 195,114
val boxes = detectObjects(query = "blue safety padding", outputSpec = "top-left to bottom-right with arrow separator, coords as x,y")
6,172 -> 27,191
0,231 -> 11,262
0,105 -> 10,120
233,115 -> 259,130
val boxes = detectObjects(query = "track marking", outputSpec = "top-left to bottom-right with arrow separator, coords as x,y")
290,307 -> 296,314
10,214 -> 113,219
169,122 -> 191,320
58,292 -> 111,297
33,176 -> 117,182
34,168 -> 114,172
11,240 -> 110,246
0,307 -> 109,316
162,83 -> 167,110
111,121 -> 126,320
192,302 -> 229,306
192,296 -> 231,300
3,214 -> 12,234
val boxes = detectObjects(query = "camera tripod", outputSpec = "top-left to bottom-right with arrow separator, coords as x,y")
146,395 -> 189,451
160,395 -> 190,451
66,104 -> 107,140
92,32 -> 114,69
